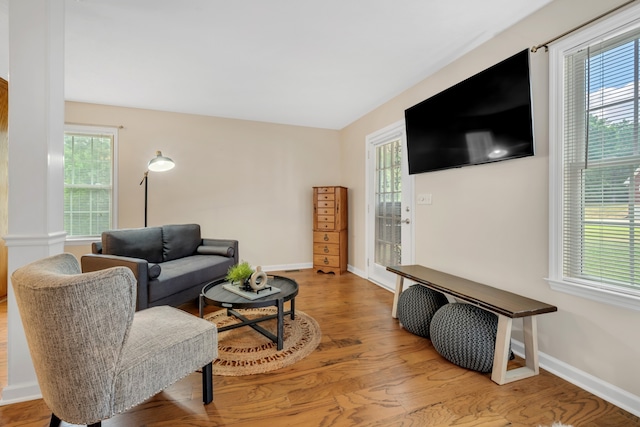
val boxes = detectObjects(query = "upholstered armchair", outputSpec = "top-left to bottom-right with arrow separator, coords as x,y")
11,253 -> 217,427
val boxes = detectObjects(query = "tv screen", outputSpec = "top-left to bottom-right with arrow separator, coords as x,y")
404,49 -> 534,175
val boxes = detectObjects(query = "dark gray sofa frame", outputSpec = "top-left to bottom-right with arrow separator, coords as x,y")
81,224 -> 238,310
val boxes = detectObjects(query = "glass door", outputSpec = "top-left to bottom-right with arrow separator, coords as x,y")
366,121 -> 413,289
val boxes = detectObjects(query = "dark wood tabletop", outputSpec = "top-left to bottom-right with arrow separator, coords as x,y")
201,275 -> 299,309
387,265 -> 557,318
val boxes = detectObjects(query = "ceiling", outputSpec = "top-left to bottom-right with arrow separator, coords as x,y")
10,0 -> 553,129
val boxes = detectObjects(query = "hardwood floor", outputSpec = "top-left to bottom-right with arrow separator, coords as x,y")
0,269 -> 638,426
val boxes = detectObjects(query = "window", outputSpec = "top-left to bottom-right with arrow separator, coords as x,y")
549,5 -> 640,310
64,125 -> 118,241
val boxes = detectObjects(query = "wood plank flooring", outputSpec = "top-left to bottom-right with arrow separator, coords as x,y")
0,269 -> 638,426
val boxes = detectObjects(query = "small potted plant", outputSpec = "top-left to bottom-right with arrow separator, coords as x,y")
225,261 -> 254,288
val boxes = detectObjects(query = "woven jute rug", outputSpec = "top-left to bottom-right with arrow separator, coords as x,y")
204,307 -> 321,376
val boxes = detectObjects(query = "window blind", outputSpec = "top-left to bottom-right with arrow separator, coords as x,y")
562,28 -> 640,293
64,129 -> 115,238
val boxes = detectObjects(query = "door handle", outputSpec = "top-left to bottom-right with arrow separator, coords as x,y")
399,218 -> 410,224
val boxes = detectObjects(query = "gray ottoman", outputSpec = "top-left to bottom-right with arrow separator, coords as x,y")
397,285 -> 449,338
430,303 -> 508,373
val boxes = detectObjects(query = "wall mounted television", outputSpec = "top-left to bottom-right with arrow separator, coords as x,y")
404,49 -> 534,175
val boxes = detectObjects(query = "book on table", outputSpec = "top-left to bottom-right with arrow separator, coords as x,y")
222,283 -> 281,300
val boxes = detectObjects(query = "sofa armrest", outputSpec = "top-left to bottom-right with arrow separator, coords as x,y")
201,239 -> 239,264
81,254 -> 151,310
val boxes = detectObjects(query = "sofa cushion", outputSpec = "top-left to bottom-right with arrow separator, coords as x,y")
162,224 -> 202,262
148,255 -> 235,302
102,227 -> 163,264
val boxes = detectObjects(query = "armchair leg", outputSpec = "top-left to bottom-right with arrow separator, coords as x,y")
202,362 -> 213,404
50,414 -> 101,427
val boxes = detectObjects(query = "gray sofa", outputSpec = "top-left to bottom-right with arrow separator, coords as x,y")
81,224 -> 238,310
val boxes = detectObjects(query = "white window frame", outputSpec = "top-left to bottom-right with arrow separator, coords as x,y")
63,124 -> 118,244
548,4 -> 640,311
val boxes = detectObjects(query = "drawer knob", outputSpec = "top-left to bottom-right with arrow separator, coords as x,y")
323,234 -> 329,241
323,246 -> 329,253
323,257 -> 329,264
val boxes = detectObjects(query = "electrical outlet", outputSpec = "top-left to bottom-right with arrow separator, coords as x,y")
417,193 -> 432,205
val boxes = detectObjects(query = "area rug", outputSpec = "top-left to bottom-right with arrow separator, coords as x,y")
203,307 -> 321,376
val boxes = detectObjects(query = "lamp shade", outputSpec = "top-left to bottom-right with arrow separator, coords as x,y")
148,150 -> 175,172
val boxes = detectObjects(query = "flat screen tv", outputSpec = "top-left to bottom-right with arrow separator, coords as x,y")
404,49 -> 534,175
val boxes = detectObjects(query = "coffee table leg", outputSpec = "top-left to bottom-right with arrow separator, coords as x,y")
277,298 -> 284,350
291,298 -> 296,320
199,293 -> 204,318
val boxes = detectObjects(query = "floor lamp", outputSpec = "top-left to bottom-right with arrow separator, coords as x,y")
140,151 -> 175,227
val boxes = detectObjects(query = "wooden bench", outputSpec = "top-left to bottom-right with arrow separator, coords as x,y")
387,264 -> 557,385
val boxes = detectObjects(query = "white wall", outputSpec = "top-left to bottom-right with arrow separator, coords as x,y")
0,1 -> 7,81
340,0 -> 639,408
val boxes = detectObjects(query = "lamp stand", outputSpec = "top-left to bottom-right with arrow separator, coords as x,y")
140,171 -> 149,227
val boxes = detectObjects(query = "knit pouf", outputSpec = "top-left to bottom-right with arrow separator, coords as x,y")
430,303 -> 499,373
397,285 -> 449,338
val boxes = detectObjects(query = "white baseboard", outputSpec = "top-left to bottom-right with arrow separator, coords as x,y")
0,381 -> 42,406
347,264 -> 366,278
263,263 -> 367,278
262,262 -> 312,272
510,339 -> 640,418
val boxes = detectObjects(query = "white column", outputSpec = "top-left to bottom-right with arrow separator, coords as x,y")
0,0 -> 65,404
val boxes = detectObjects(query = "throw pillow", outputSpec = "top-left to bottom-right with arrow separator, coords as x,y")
196,245 -> 234,257
148,263 -> 162,279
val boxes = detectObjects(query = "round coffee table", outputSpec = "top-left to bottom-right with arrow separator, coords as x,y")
199,275 -> 299,350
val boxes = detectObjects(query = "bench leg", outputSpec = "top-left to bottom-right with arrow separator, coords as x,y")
491,315 -> 539,385
523,316 -> 540,375
391,275 -> 404,318
491,315 -> 512,385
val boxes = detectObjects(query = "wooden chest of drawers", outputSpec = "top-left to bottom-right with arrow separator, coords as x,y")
313,186 -> 347,274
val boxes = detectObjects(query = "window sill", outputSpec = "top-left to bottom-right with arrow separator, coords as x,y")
65,237 -> 99,246
546,278 -> 640,312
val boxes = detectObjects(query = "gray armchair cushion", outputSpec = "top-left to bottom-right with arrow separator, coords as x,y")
113,306 -> 216,414
162,224 -> 201,262
102,227 -> 163,264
